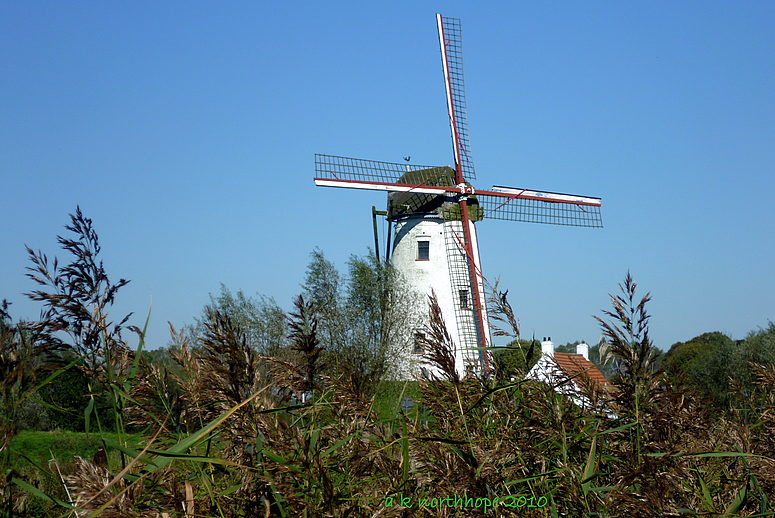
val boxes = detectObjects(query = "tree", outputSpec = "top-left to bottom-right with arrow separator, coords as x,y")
187,284 -> 288,355
1,301 -> 66,444
491,338 -> 539,381
730,322 -> 775,421
662,331 -> 736,408
36,348 -> 91,431
663,331 -> 734,376
732,321 -> 775,385
301,248 -> 345,356
301,248 -> 419,394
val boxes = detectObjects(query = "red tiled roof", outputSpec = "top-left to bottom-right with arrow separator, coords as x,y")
552,353 -> 613,391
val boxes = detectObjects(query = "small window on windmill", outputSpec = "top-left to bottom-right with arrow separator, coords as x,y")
459,289 -> 470,309
413,329 -> 426,354
417,240 -> 430,261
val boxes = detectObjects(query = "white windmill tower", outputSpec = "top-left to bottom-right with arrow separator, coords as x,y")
314,14 -> 603,379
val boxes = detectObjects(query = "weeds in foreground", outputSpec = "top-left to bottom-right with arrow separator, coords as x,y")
3,210 -> 774,517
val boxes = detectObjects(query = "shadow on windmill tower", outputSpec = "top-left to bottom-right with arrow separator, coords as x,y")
313,14 -> 603,381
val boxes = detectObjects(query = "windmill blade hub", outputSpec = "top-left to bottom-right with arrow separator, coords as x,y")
456,183 -> 475,195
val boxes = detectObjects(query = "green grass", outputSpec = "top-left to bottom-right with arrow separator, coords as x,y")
11,430 -> 143,468
8,431 -> 144,517
372,379 -> 421,421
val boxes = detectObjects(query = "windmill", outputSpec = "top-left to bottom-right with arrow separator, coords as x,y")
313,14 -> 603,378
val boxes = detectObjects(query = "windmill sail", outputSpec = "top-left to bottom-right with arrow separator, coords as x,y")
316,155 -> 602,227
315,154 -> 442,184
478,191 -> 603,227
437,14 -> 476,181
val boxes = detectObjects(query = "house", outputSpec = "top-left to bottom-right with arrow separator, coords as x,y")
526,338 -> 614,412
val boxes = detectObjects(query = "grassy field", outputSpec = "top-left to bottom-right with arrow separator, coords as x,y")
10,380 -> 419,473
11,431 -> 143,467
9,431 -> 144,516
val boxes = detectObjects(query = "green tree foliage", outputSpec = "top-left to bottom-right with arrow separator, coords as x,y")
139,346 -> 175,368
491,338 -> 539,380
663,331 -> 736,407
37,349 -> 91,431
188,284 -> 288,355
663,331 -> 734,377
301,248 -> 344,356
301,248 -> 418,395
664,325 -> 775,412
0,301 -> 67,445
732,321 -> 775,385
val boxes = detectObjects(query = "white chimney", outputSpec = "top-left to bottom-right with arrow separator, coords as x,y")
576,342 -> 589,360
541,337 -> 554,357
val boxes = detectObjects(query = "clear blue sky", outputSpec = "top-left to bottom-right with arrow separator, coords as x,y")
2,1 -> 773,351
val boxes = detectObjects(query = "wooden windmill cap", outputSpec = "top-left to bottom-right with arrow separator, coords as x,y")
387,166 -> 483,222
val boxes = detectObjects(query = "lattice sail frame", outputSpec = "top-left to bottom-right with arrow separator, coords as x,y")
437,14 -> 476,181
315,154 -> 448,185
315,154 -> 603,227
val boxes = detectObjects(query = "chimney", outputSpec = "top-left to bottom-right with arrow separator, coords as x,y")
541,337 -> 554,357
576,342 -> 589,360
